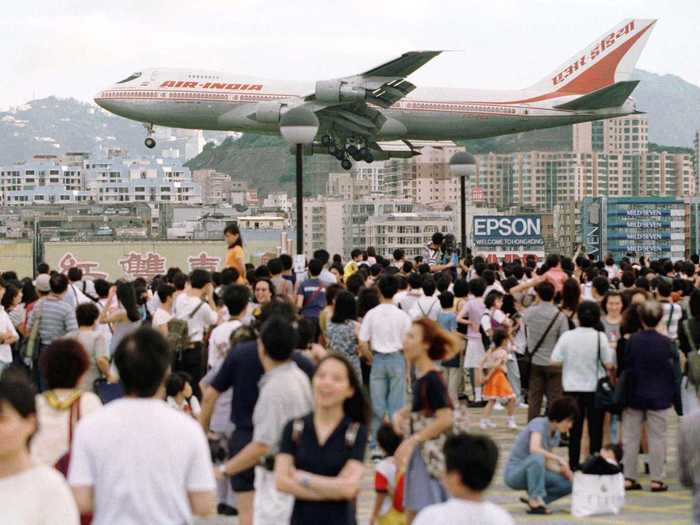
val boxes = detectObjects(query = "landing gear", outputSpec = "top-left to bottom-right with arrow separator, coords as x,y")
143,123 -> 156,149
341,158 -> 352,170
359,147 -> 373,163
323,135 -> 373,169
321,135 -> 333,147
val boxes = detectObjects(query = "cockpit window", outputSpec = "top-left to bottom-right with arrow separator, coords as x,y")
116,72 -> 142,84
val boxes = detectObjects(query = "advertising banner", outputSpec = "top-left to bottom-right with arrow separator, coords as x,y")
472,215 -> 544,261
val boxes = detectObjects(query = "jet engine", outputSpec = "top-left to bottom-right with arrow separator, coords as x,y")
314,80 -> 365,103
254,101 -> 287,123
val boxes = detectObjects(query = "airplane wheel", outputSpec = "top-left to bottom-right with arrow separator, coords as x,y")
347,145 -> 359,157
365,152 -> 374,163
321,135 -> 333,147
144,137 -> 156,149
341,159 -> 352,170
335,150 -> 345,161
328,145 -> 337,155
359,147 -> 370,159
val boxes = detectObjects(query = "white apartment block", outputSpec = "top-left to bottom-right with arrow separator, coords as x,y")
573,115 -> 649,155
365,212 -> 453,259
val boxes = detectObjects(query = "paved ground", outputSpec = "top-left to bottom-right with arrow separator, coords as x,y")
196,405 -> 692,524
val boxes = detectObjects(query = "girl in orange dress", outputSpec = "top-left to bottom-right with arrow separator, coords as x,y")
479,328 -> 517,430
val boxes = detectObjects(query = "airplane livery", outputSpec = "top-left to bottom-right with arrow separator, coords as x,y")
95,18 -> 656,170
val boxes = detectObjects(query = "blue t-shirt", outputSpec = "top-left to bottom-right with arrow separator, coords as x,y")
437,311 -> 460,367
507,417 -> 560,468
299,278 -> 326,319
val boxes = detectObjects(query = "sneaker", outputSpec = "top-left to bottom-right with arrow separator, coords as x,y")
217,504 -> 238,516
518,402 -> 529,409
494,402 -> 505,411
480,418 -> 496,429
507,417 -> 518,430
371,452 -> 384,463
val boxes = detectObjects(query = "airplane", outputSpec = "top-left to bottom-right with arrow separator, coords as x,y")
95,18 -> 656,170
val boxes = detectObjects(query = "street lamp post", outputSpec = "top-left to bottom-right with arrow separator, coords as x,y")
449,151 -> 477,253
279,107 -> 320,255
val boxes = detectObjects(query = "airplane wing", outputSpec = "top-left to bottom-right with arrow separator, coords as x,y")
304,51 -> 442,139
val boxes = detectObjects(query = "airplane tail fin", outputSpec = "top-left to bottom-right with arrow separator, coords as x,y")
527,19 -> 656,97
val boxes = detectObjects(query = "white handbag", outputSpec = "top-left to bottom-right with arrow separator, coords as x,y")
571,472 -> 625,518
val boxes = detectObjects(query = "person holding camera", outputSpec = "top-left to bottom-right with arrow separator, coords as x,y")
423,233 -> 455,274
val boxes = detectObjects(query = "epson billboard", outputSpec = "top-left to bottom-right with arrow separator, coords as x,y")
473,216 -> 544,248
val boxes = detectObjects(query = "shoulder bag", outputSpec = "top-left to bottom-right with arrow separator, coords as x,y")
520,310 -> 561,391
594,332 -> 623,413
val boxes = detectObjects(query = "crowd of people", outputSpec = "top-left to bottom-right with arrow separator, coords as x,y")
0,225 -> 699,524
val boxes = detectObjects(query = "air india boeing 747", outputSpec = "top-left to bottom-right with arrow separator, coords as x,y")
95,18 -> 656,170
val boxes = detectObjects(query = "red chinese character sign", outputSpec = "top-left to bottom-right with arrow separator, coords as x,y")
187,252 -> 221,273
118,252 -> 167,280
58,252 -> 109,280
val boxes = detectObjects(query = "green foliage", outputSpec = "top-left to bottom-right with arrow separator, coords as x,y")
648,142 -> 694,155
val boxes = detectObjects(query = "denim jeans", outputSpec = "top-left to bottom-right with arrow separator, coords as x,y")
370,352 -> 406,448
506,358 -> 522,404
504,454 -> 572,504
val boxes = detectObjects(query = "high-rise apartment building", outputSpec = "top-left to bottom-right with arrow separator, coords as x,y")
573,115 -> 648,155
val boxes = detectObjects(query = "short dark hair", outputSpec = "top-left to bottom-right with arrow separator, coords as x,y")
453,279 -> 469,298
421,276 -> 436,296
267,258 -> 283,276
190,269 -> 211,289
36,262 -> 50,274
173,273 -> 188,291
431,232 -> 444,245
492,327 -> 508,348
350,248 -> 362,259
377,423 -> 402,457
656,279 -> 672,298
260,316 -> 298,361
114,328 -> 171,398
223,284 -> 250,317
313,249 -> 330,265
547,396 -> 579,423
592,276 -> 610,296
279,253 -> 293,271
40,339 -> 89,389
535,280 -> 555,302
439,291 -> 454,309
484,290 -> 503,309
75,302 -> 100,327
444,433 -> 499,492
377,275 -> 399,299
93,278 -> 111,298
49,273 -> 69,295
308,259 -> 322,277
67,267 -> 82,282
331,291 -> 358,324
577,301 -> 601,328
393,249 -> 405,261
165,371 -> 191,397
0,374 -> 36,447
220,267 -> 238,286
469,277 -> 487,298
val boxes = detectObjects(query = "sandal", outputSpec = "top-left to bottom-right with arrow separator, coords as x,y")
519,496 -> 529,505
526,504 -> 551,515
650,481 -> 668,492
625,479 -> 642,491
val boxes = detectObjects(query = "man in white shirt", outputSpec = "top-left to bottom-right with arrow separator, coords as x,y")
359,275 -> 411,456
0,284 -> 19,373
398,273 -> 423,312
68,327 -> 216,524
152,283 -> 176,337
409,276 -> 441,321
173,269 -> 219,398
413,434 -> 514,525
313,249 -> 338,286
207,284 -> 250,370
65,267 -> 93,309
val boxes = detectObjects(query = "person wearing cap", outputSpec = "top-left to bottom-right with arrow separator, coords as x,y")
34,274 -> 51,297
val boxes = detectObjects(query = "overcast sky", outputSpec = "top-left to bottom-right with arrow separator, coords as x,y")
1,0 -> 696,109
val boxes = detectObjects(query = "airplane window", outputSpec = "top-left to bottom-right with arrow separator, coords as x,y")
117,72 -> 142,84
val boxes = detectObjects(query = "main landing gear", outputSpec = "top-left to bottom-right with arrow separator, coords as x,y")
143,123 -> 156,149
321,135 -> 373,170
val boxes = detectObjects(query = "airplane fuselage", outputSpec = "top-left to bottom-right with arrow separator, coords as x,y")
95,68 -> 635,142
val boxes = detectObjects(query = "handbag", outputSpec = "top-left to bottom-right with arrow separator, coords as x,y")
93,378 -> 124,404
19,300 -> 43,366
407,373 -> 470,479
520,310 -> 561,391
571,472 -> 625,518
594,333 -> 626,413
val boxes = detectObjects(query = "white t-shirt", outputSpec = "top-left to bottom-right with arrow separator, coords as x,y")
68,398 -> 215,525
359,303 -> 411,354
208,319 -> 243,369
550,327 -> 614,392
409,296 -> 442,321
0,464 -> 80,525
0,308 -> 18,363
31,391 -> 103,467
414,499 -> 514,525
173,294 -> 218,343
152,308 -> 172,328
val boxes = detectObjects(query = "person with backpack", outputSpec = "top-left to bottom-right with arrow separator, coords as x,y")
152,283 -> 176,337
172,269 -> 219,399
30,339 -> 102,468
0,373 -> 80,525
65,268 -> 93,310
409,276 -> 441,321
275,353 -> 370,525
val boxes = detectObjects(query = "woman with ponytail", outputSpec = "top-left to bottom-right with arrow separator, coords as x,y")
393,318 -> 460,523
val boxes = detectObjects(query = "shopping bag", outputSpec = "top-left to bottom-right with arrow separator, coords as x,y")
571,472 -> 625,518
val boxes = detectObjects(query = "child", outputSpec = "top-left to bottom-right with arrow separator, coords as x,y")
479,328 -> 517,430
165,371 -> 201,418
413,433 -> 514,525
370,423 -> 406,525
581,443 -> 623,475
437,292 -> 462,403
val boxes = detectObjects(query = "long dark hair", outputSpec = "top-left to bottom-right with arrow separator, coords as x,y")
224,223 -> 243,248
315,353 -> 371,425
561,278 -> 581,313
331,291 -> 357,324
117,281 -> 141,323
